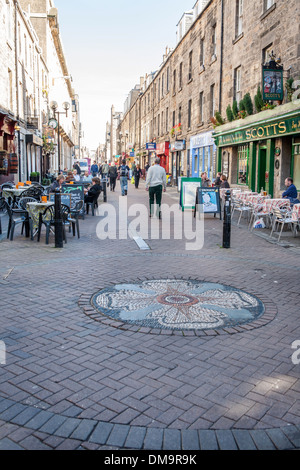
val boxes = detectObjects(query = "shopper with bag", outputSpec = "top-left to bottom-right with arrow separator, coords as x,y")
134,164 -> 143,189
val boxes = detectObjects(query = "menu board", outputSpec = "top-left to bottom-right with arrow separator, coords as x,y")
49,193 -> 72,207
61,184 -> 85,216
195,187 -> 221,219
180,178 -> 202,211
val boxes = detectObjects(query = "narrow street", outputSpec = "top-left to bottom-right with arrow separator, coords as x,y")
0,183 -> 299,450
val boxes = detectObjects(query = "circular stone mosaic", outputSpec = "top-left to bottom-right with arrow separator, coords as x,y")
91,280 -> 265,331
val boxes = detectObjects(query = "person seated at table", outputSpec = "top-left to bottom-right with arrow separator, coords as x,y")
84,177 -> 102,203
220,175 -> 230,189
65,171 -> 74,183
50,174 -> 65,192
201,172 -> 211,188
282,177 -> 299,205
73,169 -> 80,182
83,171 -> 93,183
214,172 -> 222,187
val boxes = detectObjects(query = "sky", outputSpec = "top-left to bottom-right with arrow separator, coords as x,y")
54,0 -> 193,151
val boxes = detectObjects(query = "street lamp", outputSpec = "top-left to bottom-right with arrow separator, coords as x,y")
50,101 -> 70,173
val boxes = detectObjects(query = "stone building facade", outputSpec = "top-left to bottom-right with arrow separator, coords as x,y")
118,0 -> 300,195
0,0 -> 79,185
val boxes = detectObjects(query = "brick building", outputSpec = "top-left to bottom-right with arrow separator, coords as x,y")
118,0 -> 300,195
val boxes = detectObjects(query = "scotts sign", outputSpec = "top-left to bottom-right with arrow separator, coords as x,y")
214,114 -> 300,147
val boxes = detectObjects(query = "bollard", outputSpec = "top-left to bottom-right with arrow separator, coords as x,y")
54,189 -> 64,248
102,177 -> 107,203
223,190 -> 231,249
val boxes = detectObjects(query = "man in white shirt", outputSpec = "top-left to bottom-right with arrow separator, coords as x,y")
146,157 -> 167,218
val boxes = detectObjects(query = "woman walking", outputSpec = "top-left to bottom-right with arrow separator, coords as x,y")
108,162 -> 118,192
134,164 -> 143,189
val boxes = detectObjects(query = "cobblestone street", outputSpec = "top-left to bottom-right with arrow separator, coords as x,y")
0,183 -> 299,450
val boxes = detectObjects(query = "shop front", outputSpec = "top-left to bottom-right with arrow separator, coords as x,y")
0,112 -> 18,185
26,133 -> 43,182
156,142 -> 170,174
213,102 -> 300,198
190,131 -> 216,180
170,140 -> 186,186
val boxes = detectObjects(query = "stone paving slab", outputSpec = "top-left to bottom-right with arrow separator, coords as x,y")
0,184 -> 300,450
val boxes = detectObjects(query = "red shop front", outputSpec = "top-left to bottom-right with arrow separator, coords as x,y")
156,142 -> 170,174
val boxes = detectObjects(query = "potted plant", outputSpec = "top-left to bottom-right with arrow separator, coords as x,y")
30,171 -> 40,182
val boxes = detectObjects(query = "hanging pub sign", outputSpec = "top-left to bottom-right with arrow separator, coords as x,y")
262,51 -> 284,101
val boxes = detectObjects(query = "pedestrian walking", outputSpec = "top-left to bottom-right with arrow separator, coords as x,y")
91,161 -> 99,177
108,162 -> 118,192
118,159 -> 130,196
146,157 -> 167,218
102,161 -> 109,178
134,164 -> 143,189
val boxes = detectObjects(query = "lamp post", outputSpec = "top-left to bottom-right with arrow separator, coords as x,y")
50,101 -> 70,173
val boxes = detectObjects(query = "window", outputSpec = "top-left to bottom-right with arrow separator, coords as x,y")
236,0 -> 243,37
234,66 -> 242,104
179,63 -> 183,89
6,0 -> 12,42
158,78 -> 161,101
188,99 -> 192,129
157,114 -> 160,136
238,145 -> 249,184
200,38 -> 205,66
210,84 -> 215,117
172,110 -> 176,128
166,107 -> 169,133
166,67 -> 170,92
161,74 -> 164,97
212,25 -> 217,58
178,106 -> 182,126
188,51 -> 193,81
18,23 -> 21,53
264,0 -> 275,11
199,92 -> 204,122
161,111 -> 164,135
24,35 -> 27,67
173,70 -> 176,94
8,69 -> 13,110
263,44 -> 273,65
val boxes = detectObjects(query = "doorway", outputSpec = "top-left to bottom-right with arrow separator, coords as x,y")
258,147 -> 267,191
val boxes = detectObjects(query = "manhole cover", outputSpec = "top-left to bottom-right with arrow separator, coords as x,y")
90,279 -> 265,331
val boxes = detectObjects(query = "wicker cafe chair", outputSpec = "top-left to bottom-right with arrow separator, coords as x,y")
21,186 -> 43,201
1,199 -> 30,241
37,204 -> 73,244
86,191 -> 101,216
69,200 -> 83,239
0,197 -> 7,235
18,197 -> 38,239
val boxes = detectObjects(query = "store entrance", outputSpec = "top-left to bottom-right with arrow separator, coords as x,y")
258,147 -> 267,191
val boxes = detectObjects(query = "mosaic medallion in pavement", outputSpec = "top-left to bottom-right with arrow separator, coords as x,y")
89,279 -> 267,333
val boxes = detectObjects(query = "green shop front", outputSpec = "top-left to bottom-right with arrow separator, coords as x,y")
213,103 -> 300,198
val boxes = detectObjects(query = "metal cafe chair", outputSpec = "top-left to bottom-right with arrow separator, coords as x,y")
269,207 -> 295,242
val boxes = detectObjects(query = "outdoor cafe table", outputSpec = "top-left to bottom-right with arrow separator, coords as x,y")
245,195 -> 269,205
292,203 -> 300,221
238,192 -> 258,201
2,187 -> 28,205
260,198 -> 290,215
26,201 -> 53,234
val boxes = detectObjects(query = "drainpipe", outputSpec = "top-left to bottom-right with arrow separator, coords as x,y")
14,0 -> 21,182
219,0 -> 224,114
